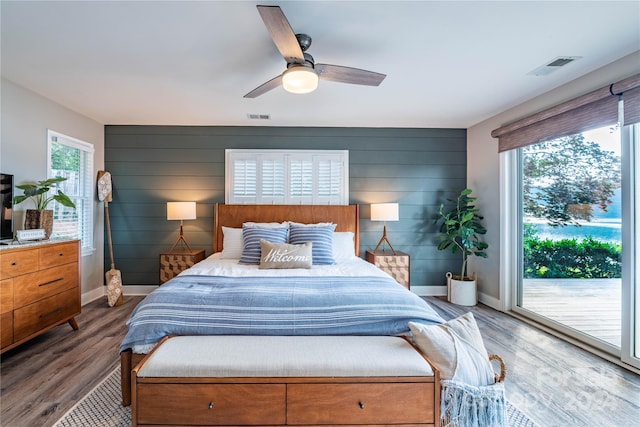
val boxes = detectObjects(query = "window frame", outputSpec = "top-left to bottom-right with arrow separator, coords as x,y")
47,129 -> 95,256
225,149 -> 349,205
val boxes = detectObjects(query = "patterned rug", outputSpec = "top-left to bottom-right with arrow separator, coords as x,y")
54,366 -> 538,427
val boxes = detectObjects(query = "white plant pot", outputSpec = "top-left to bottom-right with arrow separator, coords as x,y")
446,272 -> 477,306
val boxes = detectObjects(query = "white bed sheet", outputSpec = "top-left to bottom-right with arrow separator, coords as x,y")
179,252 -> 395,280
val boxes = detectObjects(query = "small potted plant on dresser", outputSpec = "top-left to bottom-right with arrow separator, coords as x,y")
435,188 -> 488,306
13,177 -> 76,239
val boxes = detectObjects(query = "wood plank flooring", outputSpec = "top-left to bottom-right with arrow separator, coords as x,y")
426,297 -> 639,427
1,295 -> 639,427
0,295 -> 143,427
521,278 -> 621,347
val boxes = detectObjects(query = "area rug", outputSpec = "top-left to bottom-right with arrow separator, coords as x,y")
54,366 -> 538,427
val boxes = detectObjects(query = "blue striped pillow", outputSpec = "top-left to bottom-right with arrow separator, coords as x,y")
239,226 -> 289,264
288,223 -> 337,265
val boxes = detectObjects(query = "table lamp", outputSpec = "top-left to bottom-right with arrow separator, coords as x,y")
167,201 -> 196,252
370,203 -> 399,254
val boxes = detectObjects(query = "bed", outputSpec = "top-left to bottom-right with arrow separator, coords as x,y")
120,204 -> 445,414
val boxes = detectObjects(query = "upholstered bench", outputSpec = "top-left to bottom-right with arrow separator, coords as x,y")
132,335 -> 441,427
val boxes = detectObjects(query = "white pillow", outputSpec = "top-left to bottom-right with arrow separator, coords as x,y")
409,312 -> 495,386
243,222 -> 288,228
219,227 -> 243,259
333,231 -> 356,261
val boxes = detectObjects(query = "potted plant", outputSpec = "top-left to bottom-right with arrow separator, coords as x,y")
13,177 -> 76,239
435,188 -> 488,305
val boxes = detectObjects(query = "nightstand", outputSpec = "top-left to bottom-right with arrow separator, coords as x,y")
159,249 -> 206,284
366,249 -> 410,289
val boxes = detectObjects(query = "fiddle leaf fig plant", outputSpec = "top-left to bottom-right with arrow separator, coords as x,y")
13,177 -> 76,210
435,188 -> 488,280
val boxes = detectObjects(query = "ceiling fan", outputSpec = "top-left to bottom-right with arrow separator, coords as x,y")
244,5 -> 386,98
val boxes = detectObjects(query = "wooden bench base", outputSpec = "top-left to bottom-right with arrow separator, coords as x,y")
131,336 -> 440,427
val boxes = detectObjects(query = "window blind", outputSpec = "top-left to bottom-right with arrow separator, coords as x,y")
317,158 -> 342,198
290,159 -> 313,198
261,158 -> 285,198
226,150 -> 348,205
48,130 -> 94,255
492,74 -> 640,152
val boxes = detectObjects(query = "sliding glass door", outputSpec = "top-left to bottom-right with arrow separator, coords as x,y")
511,123 -> 639,369
622,124 -> 640,368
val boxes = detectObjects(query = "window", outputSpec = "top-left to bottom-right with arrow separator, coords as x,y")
47,130 -> 94,255
496,74 -> 640,369
226,150 -> 348,205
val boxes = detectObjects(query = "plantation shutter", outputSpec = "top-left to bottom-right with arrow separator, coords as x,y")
492,74 -> 640,152
226,150 -> 348,205
316,155 -> 345,204
260,157 -> 285,204
231,158 -> 257,202
289,157 -> 314,204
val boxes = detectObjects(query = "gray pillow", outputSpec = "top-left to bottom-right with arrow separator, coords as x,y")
259,240 -> 312,269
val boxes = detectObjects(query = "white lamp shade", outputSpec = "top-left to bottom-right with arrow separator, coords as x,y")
282,66 -> 319,94
370,203 -> 399,222
167,202 -> 196,220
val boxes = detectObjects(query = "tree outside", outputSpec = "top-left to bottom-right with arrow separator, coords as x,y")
522,126 -> 622,278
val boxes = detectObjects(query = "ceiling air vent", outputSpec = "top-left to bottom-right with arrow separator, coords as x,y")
247,113 -> 270,120
527,56 -> 582,76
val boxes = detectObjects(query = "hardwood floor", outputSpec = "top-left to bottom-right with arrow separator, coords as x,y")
0,295 -> 144,427
1,294 -> 639,427
425,297 -> 640,427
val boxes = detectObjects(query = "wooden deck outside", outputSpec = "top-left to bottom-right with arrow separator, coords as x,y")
521,278 -> 621,347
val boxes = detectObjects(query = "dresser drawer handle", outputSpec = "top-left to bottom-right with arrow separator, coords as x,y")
358,401 -> 365,409
39,278 -> 64,287
208,402 -> 214,410
11,262 -> 17,266
40,307 -> 63,319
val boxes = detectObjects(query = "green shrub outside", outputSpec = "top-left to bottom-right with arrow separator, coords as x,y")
523,228 -> 621,279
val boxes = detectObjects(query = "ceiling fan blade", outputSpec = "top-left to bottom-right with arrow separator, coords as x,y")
257,5 -> 305,64
244,74 -> 283,98
316,64 -> 386,86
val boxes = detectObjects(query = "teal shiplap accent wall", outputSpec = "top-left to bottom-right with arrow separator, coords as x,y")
104,126 -> 466,291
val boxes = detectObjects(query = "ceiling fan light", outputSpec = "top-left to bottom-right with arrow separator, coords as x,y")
282,66 -> 319,94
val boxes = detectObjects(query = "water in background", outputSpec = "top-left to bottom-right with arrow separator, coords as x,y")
527,187 -> 622,244
529,221 -> 621,244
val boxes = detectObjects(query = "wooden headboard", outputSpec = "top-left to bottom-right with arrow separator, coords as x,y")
213,204 -> 360,256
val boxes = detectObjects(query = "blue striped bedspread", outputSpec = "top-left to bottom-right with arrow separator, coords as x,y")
119,275 -> 444,352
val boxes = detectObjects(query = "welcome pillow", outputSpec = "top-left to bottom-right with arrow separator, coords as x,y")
259,240 -> 312,269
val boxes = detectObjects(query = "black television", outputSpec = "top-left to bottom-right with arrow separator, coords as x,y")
1,173 -> 14,241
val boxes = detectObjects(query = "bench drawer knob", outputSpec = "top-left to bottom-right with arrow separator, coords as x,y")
208,402 -> 214,410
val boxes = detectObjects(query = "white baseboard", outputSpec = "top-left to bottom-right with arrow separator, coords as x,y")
81,287 -> 105,306
478,291 -> 501,310
81,285 -> 157,306
122,285 -> 158,295
411,285 -> 447,297
83,285 -> 494,307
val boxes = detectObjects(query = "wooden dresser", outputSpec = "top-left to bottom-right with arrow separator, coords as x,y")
0,240 -> 80,353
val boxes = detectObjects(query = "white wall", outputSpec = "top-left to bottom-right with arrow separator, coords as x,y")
1,78 -> 105,304
467,50 -> 640,309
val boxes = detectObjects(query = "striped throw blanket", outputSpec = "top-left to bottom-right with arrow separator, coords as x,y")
120,275 -> 444,352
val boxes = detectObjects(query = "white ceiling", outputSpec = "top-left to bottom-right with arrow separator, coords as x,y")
2,1 -> 639,128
